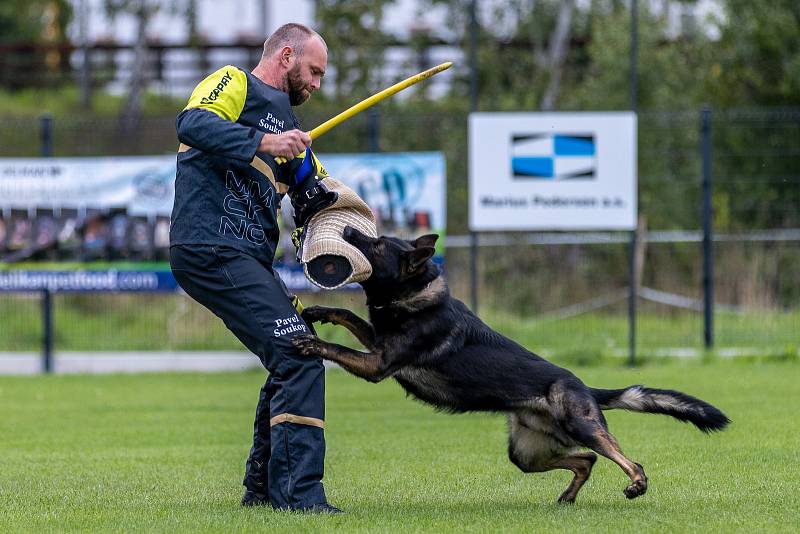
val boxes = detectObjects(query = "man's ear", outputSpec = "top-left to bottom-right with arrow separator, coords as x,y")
413,234 -> 439,249
280,45 -> 294,66
405,246 -> 436,274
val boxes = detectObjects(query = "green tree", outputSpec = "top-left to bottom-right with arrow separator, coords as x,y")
711,0 -> 800,106
101,1 -> 194,128
0,0 -> 71,44
314,0 -> 397,103
0,0 -> 72,89
429,0 -> 584,111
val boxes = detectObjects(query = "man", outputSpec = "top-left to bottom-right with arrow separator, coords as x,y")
169,23 -> 340,513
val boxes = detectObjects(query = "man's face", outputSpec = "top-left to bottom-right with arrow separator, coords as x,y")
287,36 -> 327,106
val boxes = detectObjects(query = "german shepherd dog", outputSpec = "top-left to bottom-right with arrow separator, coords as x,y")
293,227 -> 730,503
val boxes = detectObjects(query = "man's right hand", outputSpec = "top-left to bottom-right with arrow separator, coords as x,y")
259,129 -> 311,160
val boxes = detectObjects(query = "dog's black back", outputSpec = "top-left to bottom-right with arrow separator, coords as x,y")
350,232 -> 592,413
380,296 -> 582,412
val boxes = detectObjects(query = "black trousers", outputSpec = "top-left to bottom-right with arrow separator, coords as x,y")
170,244 -> 327,509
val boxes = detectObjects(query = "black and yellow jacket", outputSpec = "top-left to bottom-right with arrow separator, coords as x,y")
171,65 -> 303,264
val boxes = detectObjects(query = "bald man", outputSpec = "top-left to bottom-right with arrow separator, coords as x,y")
170,23 -> 340,513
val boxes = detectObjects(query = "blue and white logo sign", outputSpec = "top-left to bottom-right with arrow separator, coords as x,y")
512,134 -> 596,180
469,112 -> 637,231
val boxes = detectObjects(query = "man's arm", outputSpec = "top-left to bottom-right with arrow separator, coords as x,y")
176,65 -> 309,161
177,107 -> 261,162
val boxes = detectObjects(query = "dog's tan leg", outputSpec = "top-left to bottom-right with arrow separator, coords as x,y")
301,306 -> 376,349
580,427 -> 648,499
292,335 -> 391,383
555,386 -> 648,500
547,453 -> 598,503
508,413 -> 599,502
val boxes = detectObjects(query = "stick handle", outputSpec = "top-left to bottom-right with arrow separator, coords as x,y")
274,62 -> 453,165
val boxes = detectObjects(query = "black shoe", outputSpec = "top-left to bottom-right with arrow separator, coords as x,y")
241,490 -> 269,507
302,503 -> 344,514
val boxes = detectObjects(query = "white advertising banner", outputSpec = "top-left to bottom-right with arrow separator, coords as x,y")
0,152 -> 445,233
469,112 -> 637,231
0,155 -> 176,215
0,152 -> 446,292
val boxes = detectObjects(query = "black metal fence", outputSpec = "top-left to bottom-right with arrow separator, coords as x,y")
0,41 -> 458,105
1,108 -> 798,368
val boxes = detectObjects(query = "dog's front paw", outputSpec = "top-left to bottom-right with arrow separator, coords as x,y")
292,334 -> 324,357
301,306 -> 332,325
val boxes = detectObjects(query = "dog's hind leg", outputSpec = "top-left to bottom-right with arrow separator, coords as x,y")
588,428 -> 647,499
559,396 -> 648,500
547,453 -> 598,503
507,414 -> 597,503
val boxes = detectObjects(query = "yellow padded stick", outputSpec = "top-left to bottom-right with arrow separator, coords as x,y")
276,61 -> 453,164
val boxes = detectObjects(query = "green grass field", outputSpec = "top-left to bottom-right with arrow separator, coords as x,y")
1,361 -> 798,533
1,293 -> 798,360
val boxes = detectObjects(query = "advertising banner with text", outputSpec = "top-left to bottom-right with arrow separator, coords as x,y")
469,112 -> 637,231
0,152 -> 445,292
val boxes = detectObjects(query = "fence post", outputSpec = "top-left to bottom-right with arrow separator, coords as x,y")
80,46 -> 92,110
468,0 -> 479,313
78,0 -> 92,110
700,106 -> 714,349
42,289 -> 54,373
470,233 -> 479,312
367,108 -> 381,153
628,230 -> 637,366
40,113 -> 55,372
40,113 -> 53,157
628,0 -> 639,366
630,0 -> 638,112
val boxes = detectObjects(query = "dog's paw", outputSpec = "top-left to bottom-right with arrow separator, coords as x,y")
301,306 -> 332,325
292,334 -> 324,357
623,467 -> 648,499
557,494 -> 577,504
623,479 -> 647,499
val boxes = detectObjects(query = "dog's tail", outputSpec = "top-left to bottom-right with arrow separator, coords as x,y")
590,385 -> 730,433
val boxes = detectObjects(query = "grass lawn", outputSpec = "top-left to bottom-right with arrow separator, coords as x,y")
1,293 -> 798,359
1,361 -> 798,533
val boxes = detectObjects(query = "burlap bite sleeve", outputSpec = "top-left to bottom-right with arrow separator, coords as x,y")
300,177 -> 378,290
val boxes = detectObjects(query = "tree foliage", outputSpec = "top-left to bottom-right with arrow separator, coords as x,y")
100,1 -> 193,128
0,0 -> 71,44
311,0 -> 800,232
314,0 -> 397,102
711,0 -> 800,106
0,0 -> 72,89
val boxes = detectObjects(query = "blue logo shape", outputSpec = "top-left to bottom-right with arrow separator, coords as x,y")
512,134 -> 596,180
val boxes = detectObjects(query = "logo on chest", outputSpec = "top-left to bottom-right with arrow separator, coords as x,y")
200,71 -> 233,104
218,170 -> 275,245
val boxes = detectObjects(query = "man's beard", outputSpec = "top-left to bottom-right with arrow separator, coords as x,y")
287,65 -> 309,106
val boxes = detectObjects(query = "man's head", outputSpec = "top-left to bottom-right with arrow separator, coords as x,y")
259,23 -> 327,106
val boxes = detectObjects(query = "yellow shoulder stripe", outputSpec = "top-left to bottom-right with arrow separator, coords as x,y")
184,65 -> 248,122
250,155 -> 288,194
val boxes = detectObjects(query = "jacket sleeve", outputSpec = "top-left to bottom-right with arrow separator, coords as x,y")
176,65 -> 264,162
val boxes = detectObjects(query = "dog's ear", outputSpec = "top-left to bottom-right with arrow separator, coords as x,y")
412,234 -> 439,249
405,246 -> 436,274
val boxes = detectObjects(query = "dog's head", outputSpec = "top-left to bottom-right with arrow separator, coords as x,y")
343,225 -> 440,303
